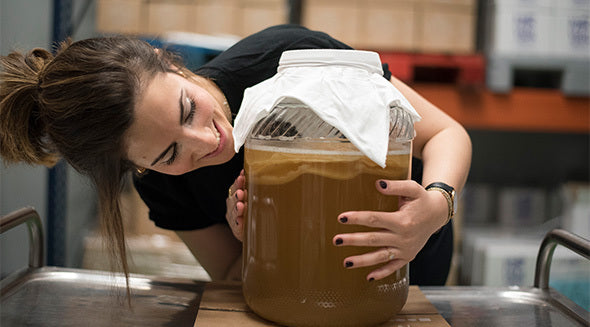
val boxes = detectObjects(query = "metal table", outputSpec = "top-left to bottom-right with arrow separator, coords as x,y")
2,208 -> 588,327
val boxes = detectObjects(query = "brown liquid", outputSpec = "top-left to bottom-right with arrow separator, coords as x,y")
243,145 -> 410,327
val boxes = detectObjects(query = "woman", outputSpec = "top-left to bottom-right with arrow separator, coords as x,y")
0,25 -> 471,286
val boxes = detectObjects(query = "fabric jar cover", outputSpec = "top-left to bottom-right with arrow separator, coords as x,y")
232,49 -> 421,168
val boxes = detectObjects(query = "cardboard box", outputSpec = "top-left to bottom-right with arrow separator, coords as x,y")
96,0 -> 146,34
416,0 -> 477,53
240,0 -> 288,37
194,282 -> 450,326
146,0 -> 195,36
191,0 -> 241,36
357,0 -> 417,51
302,0 -> 361,46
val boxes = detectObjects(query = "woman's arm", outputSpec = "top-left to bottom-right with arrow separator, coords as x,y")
176,224 -> 242,280
392,76 -> 472,194
176,170 -> 247,281
332,76 -> 472,281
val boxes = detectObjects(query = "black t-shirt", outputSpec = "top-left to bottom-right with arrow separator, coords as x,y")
133,24 -> 452,285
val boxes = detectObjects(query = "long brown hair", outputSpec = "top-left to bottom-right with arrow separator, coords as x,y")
0,36 -> 188,300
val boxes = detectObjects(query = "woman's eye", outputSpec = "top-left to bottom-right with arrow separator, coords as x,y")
164,144 -> 178,165
185,98 -> 196,124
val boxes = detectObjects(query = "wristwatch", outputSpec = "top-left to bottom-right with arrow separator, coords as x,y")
425,182 -> 456,224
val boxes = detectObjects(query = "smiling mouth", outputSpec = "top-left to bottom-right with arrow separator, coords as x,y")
204,121 -> 224,158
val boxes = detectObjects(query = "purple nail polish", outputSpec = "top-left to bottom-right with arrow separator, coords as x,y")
339,216 -> 348,223
368,277 -> 375,282
379,181 -> 387,189
345,261 -> 353,268
335,238 -> 343,245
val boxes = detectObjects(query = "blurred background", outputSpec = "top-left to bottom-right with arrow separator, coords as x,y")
1,0 -> 588,308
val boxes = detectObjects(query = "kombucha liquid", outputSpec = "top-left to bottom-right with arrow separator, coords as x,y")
243,144 -> 410,327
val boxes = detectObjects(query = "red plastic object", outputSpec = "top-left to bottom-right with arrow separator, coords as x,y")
378,52 -> 486,85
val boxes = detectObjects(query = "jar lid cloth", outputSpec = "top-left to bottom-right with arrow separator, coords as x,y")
233,49 -> 421,167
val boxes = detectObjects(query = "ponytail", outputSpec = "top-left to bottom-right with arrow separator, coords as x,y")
0,48 -> 59,166
1,36 -> 186,304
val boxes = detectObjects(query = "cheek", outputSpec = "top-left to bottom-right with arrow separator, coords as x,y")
152,160 -> 194,176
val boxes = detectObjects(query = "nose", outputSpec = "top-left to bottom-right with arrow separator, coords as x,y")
183,125 -> 219,158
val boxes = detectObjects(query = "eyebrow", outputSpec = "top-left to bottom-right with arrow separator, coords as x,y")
150,89 -> 184,166
178,89 -> 184,124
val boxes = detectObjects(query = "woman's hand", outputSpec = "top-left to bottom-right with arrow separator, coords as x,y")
332,179 -> 449,281
225,169 -> 246,241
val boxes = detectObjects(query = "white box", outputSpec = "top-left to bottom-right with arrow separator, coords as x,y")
491,0 -> 553,8
480,239 -> 588,286
561,183 -> 590,240
550,8 -> 590,58
497,187 -> 546,227
486,4 -> 553,56
462,227 -> 589,287
552,0 -> 590,10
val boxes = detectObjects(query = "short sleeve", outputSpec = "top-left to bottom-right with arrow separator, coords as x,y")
133,150 -> 244,230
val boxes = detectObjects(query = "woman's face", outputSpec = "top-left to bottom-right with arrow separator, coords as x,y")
125,72 -> 235,175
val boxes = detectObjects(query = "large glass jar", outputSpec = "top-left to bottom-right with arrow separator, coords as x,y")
242,97 -> 415,326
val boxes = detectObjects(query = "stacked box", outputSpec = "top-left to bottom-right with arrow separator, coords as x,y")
96,0 -> 146,34
357,0 -> 417,51
551,0 -> 590,58
484,0 -> 590,95
483,0 -> 554,55
240,0 -> 288,37
191,0 -> 241,36
485,0 -> 589,57
96,0 -> 288,37
497,186 -> 547,227
416,0 -> 478,54
302,0 -> 362,47
303,0 -> 477,53
146,0 -> 195,36
461,227 -> 589,288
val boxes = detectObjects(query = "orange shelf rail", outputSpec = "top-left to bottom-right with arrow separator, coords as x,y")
412,84 -> 590,133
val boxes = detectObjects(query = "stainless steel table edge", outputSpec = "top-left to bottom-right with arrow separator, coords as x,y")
422,285 -> 589,327
1,266 -> 207,327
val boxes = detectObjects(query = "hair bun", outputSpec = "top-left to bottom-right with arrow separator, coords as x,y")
26,48 -> 53,86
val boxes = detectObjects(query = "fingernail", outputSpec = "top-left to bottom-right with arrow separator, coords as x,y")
339,216 -> 348,223
345,261 -> 354,268
368,277 -> 375,282
335,238 -> 343,245
379,180 -> 387,189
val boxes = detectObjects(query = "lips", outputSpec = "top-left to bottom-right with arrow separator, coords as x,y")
203,121 -> 225,159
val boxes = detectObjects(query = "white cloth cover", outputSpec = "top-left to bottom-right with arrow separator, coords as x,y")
233,49 -> 421,167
